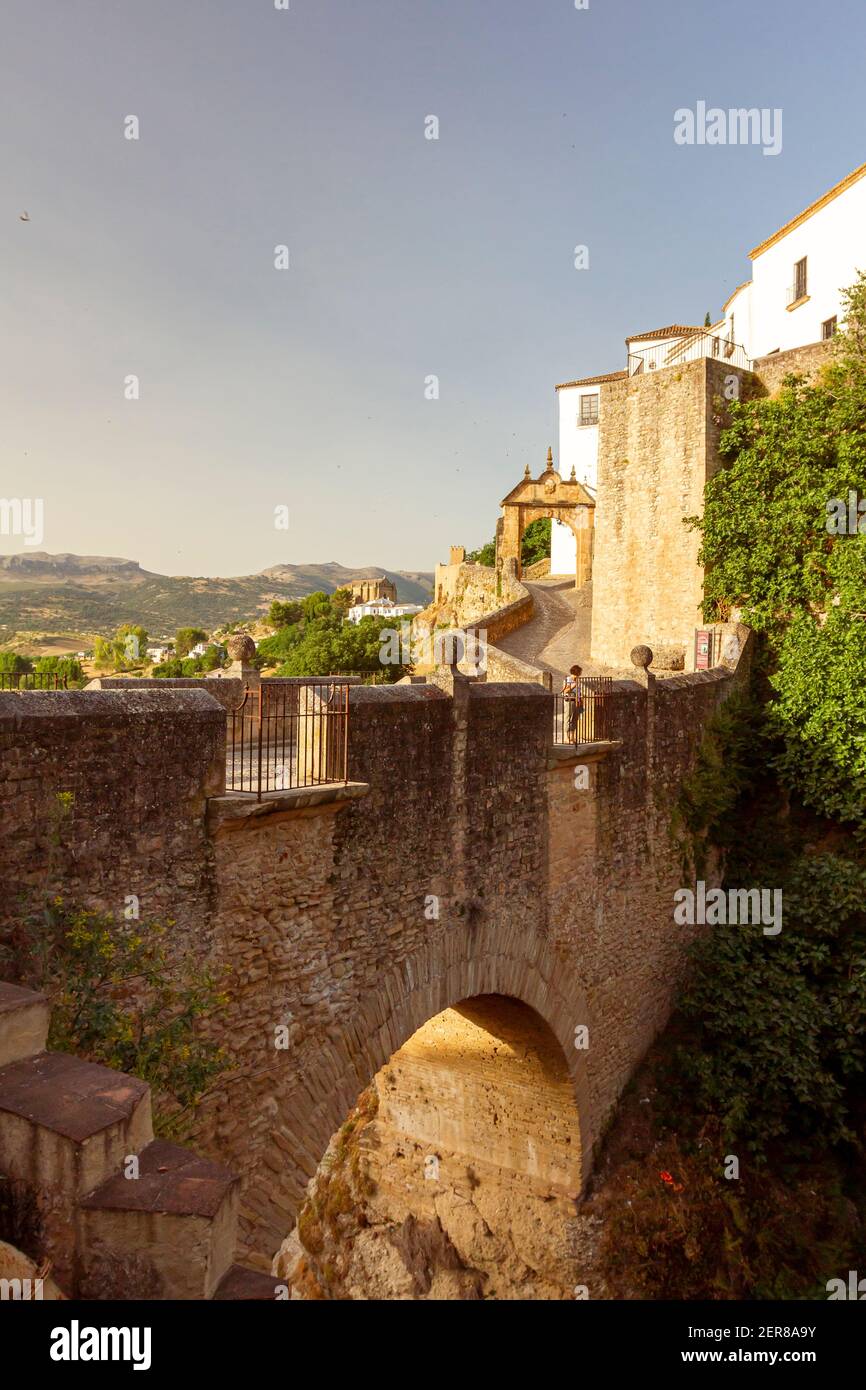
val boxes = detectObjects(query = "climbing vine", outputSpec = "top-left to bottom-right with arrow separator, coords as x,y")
687,271 -> 866,827
666,273 -> 866,1160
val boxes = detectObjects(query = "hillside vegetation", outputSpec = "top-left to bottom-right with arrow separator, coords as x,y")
0,555 -> 432,643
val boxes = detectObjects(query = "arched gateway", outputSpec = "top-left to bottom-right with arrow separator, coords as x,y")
496,447 -> 595,583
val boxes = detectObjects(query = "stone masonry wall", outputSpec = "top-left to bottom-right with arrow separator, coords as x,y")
0,689 -> 224,960
752,338 -> 834,395
544,666 -> 737,1141
88,676 -> 246,716
591,358 -> 752,670
0,665 -> 739,1270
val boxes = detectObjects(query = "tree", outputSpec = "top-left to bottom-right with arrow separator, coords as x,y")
200,643 -> 226,671
686,272 -> 866,825
302,591 -> 332,621
34,655 -> 84,686
268,600 -> 303,629
93,624 -> 148,671
116,624 -> 148,663
521,517 -> 551,568
175,627 -> 207,658
704,310 -> 712,327
0,652 -> 33,674
465,538 -> 496,566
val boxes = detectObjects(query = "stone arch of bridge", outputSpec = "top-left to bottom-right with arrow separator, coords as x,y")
260,921 -> 594,1251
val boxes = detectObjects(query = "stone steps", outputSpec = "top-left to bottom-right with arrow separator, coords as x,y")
0,981 -> 270,1301
213,1263 -> 287,1299
0,1050 -> 152,1197
79,1139 -> 239,1299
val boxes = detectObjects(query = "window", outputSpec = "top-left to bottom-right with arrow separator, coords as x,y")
822,316 -> 837,340
579,393 -> 599,426
794,257 -> 807,302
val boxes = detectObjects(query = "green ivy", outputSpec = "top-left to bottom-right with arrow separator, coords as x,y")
687,271 -> 866,829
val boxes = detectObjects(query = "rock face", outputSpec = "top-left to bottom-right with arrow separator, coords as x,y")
0,1239 -> 65,1299
274,1001 -> 602,1300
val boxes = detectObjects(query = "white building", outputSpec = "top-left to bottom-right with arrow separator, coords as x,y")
550,518 -> 577,575
554,158 -> 866,570
348,598 -> 424,625
553,371 -> 616,493
725,161 -> 866,359
188,641 -> 209,658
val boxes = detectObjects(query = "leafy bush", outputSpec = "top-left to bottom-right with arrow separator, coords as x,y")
769,611 -> 866,827
1,899 -> 229,1139
668,854 -> 866,1157
0,652 -> 33,674
597,1108 -> 859,1300
34,655 -> 85,686
687,271 -> 866,829
465,539 -> 496,566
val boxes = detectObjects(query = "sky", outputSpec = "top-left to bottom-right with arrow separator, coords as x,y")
1,0 -> 864,577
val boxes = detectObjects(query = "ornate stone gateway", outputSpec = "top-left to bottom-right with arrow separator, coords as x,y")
497,448 -> 595,583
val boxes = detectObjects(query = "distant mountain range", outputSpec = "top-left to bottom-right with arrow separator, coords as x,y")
0,553 -> 434,641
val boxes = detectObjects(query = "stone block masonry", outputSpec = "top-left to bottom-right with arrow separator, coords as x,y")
592,357 -> 754,670
0,660 -> 744,1273
0,689 -> 225,957
752,338 -> 834,395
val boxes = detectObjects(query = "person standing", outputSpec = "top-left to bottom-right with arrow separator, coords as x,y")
562,664 -> 583,742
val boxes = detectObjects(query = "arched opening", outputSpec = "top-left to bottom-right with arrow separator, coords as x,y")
274,995 -> 586,1300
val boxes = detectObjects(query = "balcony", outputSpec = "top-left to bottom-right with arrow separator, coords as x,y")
786,282 -> 810,311
627,331 -> 751,376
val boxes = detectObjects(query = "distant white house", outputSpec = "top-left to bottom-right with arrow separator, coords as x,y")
348,598 -> 424,625
147,645 -> 174,663
555,159 -> 866,557
188,641 -> 209,658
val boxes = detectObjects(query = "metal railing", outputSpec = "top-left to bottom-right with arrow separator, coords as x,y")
0,672 -> 68,690
226,678 -> 350,797
553,676 -> 614,745
787,279 -> 808,307
628,332 -> 750,376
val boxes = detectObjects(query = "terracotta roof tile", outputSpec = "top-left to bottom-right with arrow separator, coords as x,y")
554,370 -> 627,391
625,325 -> 704,345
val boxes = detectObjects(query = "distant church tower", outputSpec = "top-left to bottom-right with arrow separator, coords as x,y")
348,576 -> 397,604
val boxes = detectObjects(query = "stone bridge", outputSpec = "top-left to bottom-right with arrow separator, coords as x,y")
0,652 -> 748,1287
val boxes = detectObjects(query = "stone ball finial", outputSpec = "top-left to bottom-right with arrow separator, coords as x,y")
226,633 -> 256,664
630,644 -> 653,670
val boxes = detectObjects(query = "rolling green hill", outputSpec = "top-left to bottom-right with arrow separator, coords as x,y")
0,554 -> 433,642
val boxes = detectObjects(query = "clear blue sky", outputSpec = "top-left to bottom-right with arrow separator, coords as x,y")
1,0 -> 863,576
